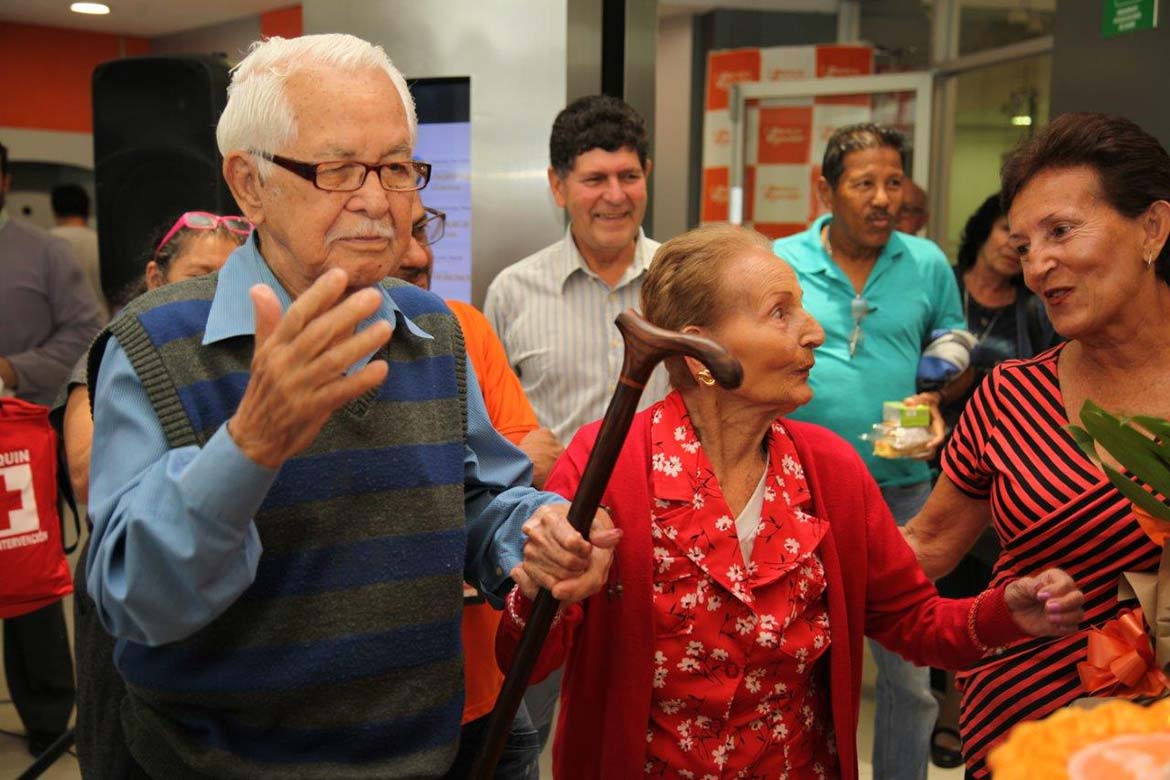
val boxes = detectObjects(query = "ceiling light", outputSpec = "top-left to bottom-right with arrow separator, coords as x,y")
1006,88 -> 1036,129
70,2 -> 110,14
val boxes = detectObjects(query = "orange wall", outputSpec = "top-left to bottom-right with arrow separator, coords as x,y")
260,6 -> 303,40
0,22 -> 150,133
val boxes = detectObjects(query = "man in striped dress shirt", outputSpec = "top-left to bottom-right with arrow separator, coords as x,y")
485,95 -> 670,447
484,94 -> 670,750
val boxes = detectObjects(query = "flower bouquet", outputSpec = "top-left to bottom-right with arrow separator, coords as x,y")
1066,400 -> 1170,699
988,698 -> 1170,780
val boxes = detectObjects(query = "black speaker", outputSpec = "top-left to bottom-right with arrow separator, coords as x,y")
93,55 -> 237,300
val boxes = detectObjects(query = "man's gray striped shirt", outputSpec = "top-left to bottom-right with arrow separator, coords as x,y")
485,227 -> 670,444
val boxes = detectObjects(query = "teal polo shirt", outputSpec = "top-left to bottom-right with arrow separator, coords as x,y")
774,214 -> 964,488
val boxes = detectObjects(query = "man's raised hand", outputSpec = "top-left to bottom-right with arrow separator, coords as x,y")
228,268 -> 392,468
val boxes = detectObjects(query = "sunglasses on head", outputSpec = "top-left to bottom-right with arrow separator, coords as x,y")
154,211 -> 253,260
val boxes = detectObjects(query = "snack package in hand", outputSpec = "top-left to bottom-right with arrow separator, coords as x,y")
861,402 -> 933,459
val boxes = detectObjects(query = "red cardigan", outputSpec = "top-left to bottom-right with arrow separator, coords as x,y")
498,410 -> 1026,780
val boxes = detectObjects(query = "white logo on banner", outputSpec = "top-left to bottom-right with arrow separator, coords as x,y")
0,459 -> 40,539
715,70 -> 755,92
765,126 -> 807,147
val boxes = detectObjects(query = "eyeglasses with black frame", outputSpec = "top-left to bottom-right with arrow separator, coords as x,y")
253,151 -> 431,192
413,207 -> 446,246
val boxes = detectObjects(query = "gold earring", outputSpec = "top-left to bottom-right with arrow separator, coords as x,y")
696,368 -> 716,387
1146,253 -> 1156,269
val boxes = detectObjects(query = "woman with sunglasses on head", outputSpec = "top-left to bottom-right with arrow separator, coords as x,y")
111,211 -> 254,310
53,211 -> 250,779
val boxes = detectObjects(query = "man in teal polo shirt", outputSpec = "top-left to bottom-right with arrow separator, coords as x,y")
774,123 -> 963,780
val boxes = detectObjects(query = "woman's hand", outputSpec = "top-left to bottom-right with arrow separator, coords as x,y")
511,505 -> 621,602
1004,568 -> 1084,637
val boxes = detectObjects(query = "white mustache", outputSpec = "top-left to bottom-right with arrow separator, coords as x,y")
326,219 -> 396,245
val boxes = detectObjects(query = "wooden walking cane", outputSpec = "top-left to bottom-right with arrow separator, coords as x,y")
470,309 -> 743,778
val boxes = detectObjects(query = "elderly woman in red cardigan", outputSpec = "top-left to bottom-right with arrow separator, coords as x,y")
498,224 -> 1084,780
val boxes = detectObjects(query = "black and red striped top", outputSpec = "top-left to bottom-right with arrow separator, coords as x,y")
941,343 -> 1162,779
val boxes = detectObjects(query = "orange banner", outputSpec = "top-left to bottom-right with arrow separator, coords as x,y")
706,49 -> 762,111
757,107 -> 813,165
701,167 -> 730,223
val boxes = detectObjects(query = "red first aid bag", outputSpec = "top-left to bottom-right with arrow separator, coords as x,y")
0,397 -> 73,618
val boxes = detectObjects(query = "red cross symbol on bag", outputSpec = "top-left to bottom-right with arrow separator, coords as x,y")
0,451 -> 40,537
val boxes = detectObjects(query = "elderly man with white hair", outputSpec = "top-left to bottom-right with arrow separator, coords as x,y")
84,34 -> 615,779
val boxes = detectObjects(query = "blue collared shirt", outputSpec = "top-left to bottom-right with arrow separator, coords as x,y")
87,237 -> 565,646
774,214 -> 964,488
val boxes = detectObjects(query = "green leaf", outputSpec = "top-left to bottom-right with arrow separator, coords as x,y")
1132,415 -> 1170,440
1130,415 -> 1170,462
1065,423 -> 1103,466
1102,463 -> 1170,524
1080,403 -> 1170,499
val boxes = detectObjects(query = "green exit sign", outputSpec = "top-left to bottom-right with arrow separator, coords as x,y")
1102,0 -> 1159,37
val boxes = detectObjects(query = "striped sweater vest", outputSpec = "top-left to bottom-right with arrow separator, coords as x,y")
88,273 -> 471,780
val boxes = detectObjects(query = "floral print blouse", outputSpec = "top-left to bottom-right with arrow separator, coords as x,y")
644,391 -> 837,779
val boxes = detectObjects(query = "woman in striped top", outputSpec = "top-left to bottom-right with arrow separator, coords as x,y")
904,112 -> 1170,779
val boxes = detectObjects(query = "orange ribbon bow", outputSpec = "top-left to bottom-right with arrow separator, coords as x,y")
1133,505 -> 1170,549
1077,607 -> 1170,698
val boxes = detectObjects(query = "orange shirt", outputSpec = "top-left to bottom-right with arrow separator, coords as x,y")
448,299 -> 539,723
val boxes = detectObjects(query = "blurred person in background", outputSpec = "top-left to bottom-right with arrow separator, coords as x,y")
896,179 -> 929,236
50,183 -> 106,316
61,210 -> 251,502
397,196 -> 562,488
0,140 -> 104,757
942,192 -> 1060,432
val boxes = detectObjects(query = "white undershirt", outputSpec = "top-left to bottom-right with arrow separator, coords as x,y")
735,455 -> 769,562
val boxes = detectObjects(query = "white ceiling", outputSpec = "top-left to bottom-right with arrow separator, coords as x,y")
0,0 -> 291,37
